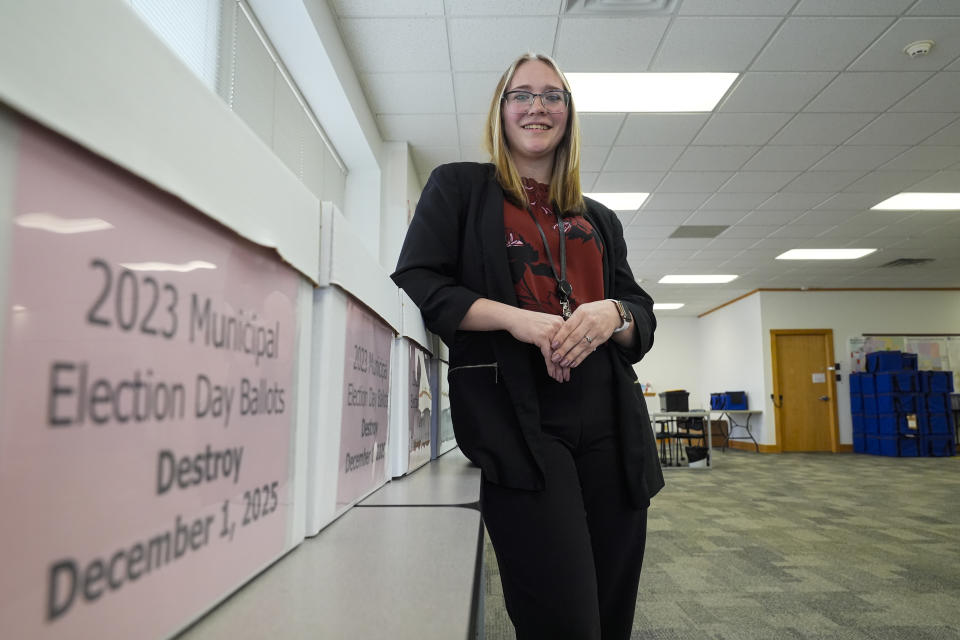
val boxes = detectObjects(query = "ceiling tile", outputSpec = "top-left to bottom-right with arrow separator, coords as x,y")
809,145 -> 908,170
717,224 -> 782,238
719,171 -> 799,192
850,18 -> 960,71
783,171 -> 865,192
705,237 -> 758,250
650,17 -> 781,72
655,172 -> 734,193
909,0 -> 960,15
361,72 -> 454,114
906,170 -> 960,191
769,224 -> 834,238
457,113 -> 487,151
555,17 -> 669,71
444,0 -> 562,15
891,73 -> 960,113
632,210 -> 692,226
770,113 -> 876,144
815,192 -> 889,210
739,210 -> 807,225
719,72 -> 837,112
804,72 -> 932,112
579,172 -> 598,190
582,146 -> 610,172
448,17 -> 557,72
758,192 -> 833,209
683,210 -> 748,225
693,113 -> 792,145
331,0 -> 445,17
579,114 -> 626,147
843,170 -> 934,193
642,193 -> 711,211
678,0 -> 795,15
377,113 -> 458,146
410,146 -> 461,181
616,114 -> 710,146
791,210 -> 859,225
845,113 -> 957,145
741,145 -> 834,171
921,117 -> 960,145
878,146 -> 960,171
605,146 -> 685,171
672,146 -> 759,171
751,18 -> 893,71
792,0 -> 914,15
453,72 -> 502,114
592,171 -> 665,191
700,192 -> 772,210
623,225 -> 676,239
338,18 -> 449,72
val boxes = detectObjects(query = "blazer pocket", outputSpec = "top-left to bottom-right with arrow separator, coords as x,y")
448,362 -> 498,384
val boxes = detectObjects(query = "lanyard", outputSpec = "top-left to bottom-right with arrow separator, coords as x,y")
525,207 -> 573,319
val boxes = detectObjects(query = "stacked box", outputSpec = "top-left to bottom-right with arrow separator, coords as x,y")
851,351 -> 955,456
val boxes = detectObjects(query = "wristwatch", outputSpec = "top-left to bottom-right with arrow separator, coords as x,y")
611,299 -> 632,333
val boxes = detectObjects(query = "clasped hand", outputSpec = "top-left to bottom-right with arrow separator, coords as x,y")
509,300 -> 621,383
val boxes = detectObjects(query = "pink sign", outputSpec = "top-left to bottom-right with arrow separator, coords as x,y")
0,121 -> 300,638
408,342 -> 432,471
337,299 -> 392,507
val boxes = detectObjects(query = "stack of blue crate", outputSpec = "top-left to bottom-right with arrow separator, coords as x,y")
850,350 -> 956,457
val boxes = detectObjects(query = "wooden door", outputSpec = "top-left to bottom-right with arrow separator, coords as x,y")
771,330 -> 839,452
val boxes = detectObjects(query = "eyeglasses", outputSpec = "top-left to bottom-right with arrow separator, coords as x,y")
502,90 -> 570,114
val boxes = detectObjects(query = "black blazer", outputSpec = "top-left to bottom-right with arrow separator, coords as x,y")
392,162 -> 664,507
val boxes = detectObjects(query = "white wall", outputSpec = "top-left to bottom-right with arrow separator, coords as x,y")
634,316 -> 701,416
759,289 -> 960,445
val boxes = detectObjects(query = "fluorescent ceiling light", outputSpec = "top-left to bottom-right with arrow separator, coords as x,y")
585,192 -> 648,210
871,193 -> 960,211
777,249 -> 876,260
566,73 -> 738,112
653,303 -> 685,310
15,212 -> 114,234
659,275 -> 738,284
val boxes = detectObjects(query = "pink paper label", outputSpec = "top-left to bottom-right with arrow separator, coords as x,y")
336,299 -> 392,507
0,121 -> 299,638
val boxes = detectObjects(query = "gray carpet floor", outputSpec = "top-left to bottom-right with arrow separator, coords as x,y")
483,449 -> 960,639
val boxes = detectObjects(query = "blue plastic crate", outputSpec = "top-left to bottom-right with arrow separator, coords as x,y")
866,435 -> 920,457
860,374 -> 876,394
850,394 -> 863,413
867,351 -> 907,373
863,395 -> 878,415
921,434 -> 956,457
850,373 -> 863,394
853,433 -> 867,453
877,413 -> 919,435
925,393 -> 951,413
852,413 -> 865,433
875,393 -> 918,413
919,412 -> 952,435
710,393 -> 725,410
723,391 -> 748,410
875,372 -> 917,393
902,352 -> 918,371
921,371 -> 954,393
862,414 -> 878,434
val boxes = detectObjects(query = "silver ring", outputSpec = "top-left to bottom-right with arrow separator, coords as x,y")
584,335 -> 593,344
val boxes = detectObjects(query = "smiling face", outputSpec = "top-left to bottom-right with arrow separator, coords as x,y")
502,59 -> 569,179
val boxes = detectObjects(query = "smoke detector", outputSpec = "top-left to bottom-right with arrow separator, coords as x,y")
903,40 -> 934,57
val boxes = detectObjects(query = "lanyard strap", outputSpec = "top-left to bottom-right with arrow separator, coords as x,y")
525,207 -> 573,317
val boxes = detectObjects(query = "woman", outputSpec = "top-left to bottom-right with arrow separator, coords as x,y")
391,53 -> 663,640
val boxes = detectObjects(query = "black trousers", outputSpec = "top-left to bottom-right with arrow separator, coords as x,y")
481,347 -> 648,640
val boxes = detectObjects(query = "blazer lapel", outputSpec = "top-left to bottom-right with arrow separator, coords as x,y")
479,173 -> 518,307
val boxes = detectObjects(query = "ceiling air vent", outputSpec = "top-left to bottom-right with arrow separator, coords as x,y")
669,225 -> 728,239
880,258 -> 935,268
564,0 -> 678,15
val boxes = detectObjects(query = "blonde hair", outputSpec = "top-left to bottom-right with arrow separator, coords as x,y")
482,53 -> 585,215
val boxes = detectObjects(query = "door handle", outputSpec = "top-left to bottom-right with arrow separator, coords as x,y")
818,396 -> 829,402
